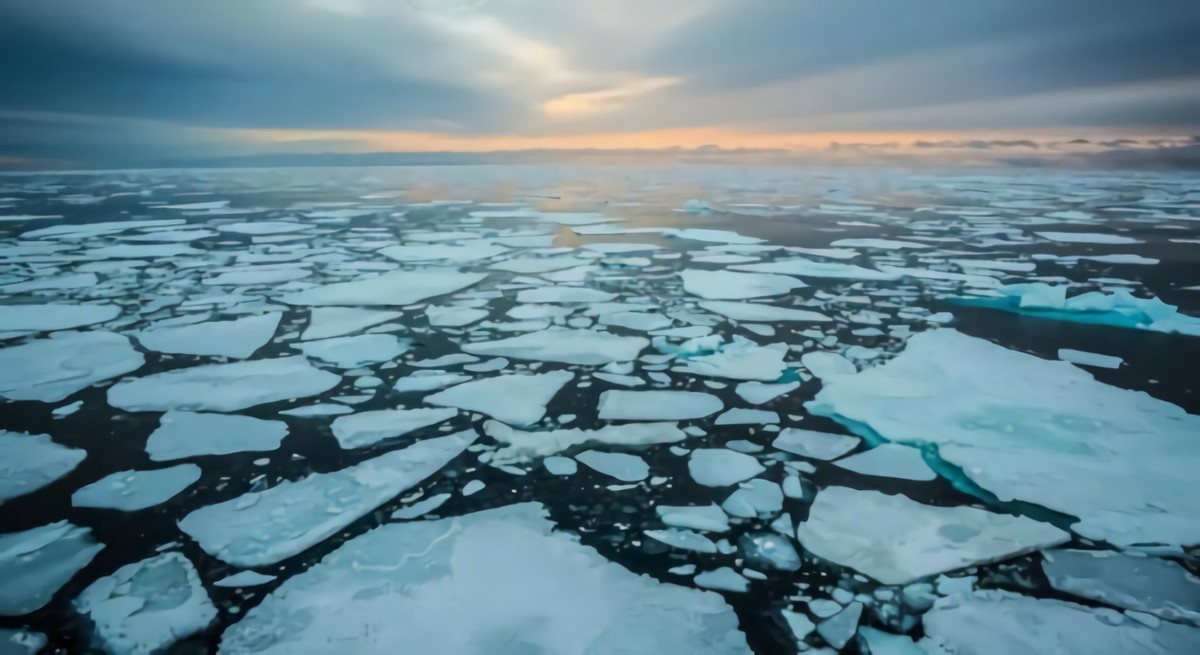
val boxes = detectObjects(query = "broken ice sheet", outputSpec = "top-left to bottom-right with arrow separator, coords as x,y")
0,522 -> 104,616
179,431 -> 476,567
71,464 -> 201,511
108,356 -> 340,412
137,312 -> 281,359
219,503 -> 750,654
0,331 -> 144,403
0,430 -> 85,502
146,411 -> 288,460
575,450 -> 649,481
74,552 -> 216,655
808,328 -> 1200,547
1041,549 -> 1200,625
796,486 -> 1068,585
426,371 -> 572,426
330,408 -> 457,449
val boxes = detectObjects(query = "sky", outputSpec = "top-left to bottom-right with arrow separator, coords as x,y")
2,0 -> 1200,169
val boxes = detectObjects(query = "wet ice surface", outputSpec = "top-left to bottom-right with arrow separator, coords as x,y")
0,166 -> 1198,653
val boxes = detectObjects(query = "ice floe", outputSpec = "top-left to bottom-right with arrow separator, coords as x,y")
330,408 -> 457,449
688,449 -> 765,487
675,337 -> 789,381
138,312 -> 281,358
0,431 -> 85,502
961,284 -> 1200,335
179,431 -> 476,566
486,420 -> 685,463
0,331 -> 144,402
109,356 -> 340,412
218,503 -> 750,654
0,522 -> 103,616
833,444 -> 937,481
71,464 -> 201,511
733,258 -> 898,281
735,381 -> 799,404
1041,549 -> 1200,625
700,301 -> 831,323
301,307 -> 401,340
679,269 -> 805,300
1058,348 -> 1123,369
426,371 -> 573,426
295,334 -> 409,368
281,270 -> 486,306
214,571 -> 277,588
598,390 -> 723,420
575,450 -> 649,481
773,428 -> 860,460
796,486 -> 1069,584
0,303 -> 118,333
463,328 -> 647,365
146,411 -> 288,460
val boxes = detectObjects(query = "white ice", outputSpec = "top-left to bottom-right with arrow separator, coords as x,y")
808,328 -> 1200,547
109,356 -> 340,412
679,269 -> 805,300
833,444 -> 937,481
773,428 -> 860,460
735,381 -> 799,404
214,571 -> 277,588
301,307 -> 401,340
816,601 -> 863,649
463,328 -> 647,365
391,493 -> 452,519
0,430 -> 85,502
514,286 -> 616,303
71,464 -> 201,511
722,479 -> 783,517
0,303 -> 118,333
598,390 -> 723,420
715,408 -> 780,425
694,567 -> 750,593
732,258 -> 898,281
1041,549 -> 1200,625
0,522 -> 104,616
426,305 -> 488,327
1036,231 -> 1143,244
379,242 -> 507,263
675,337 -> 789,381
1058,348 -> 1123,369
645,529 -> 716,553
0,331 -> 144,402
426,371 -> 573,426
281,270 -> 487,306
179,431 -> 476,567
656,504 -> 730,532
138,312 -> 281,359
486,420 -> 685,463
543,456 -> 577,475
74,552 -> 216,655
331,408 -> 457,449
392,372 -> 471,393
218,503 -> 750,655
831,238 -> 930,250
295,334 -> 409,368
146,411 -> 288,460
575,450 -> 649,481
796,486 -> 1069,585
800,351 -> 857,380
688,449 -> 766,487
700,301 -> 831,323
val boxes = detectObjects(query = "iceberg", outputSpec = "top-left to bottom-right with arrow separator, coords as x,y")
330,408 -> 458,449
796,487 -> 1069,585
598,390 -> 723,420
71,464 -> 201,511
295,334 -> 410,368
109,356 -> 340,412
137,312 -> 281,359
688,449 -> 765,487
426,371 -> 573,426
679,269 -> 805,300
0,522 -> 104,616
485,420 -> 685,464
463,328 -> 647,365
146,411 -> 288,460
0,430 -> 85,502
179,431 -> 476,567
74,552 -> 216,655
281,270 -> 487,306
0,331 -> 143,402
808,329 -> 1200,547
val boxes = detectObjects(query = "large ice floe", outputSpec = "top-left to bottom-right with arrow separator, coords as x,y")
0,430 -> 85,502
179,431 -> 476,566
808,329 -> 1200,547
0,521 -> 104,616
146,411 -> 289,460
74,552 -> 216,654
0,331 -> 144,402
71,464 -> 201,511
218,503 -> 750,654
796,486 -> 1069,584
108,356 -> 341,412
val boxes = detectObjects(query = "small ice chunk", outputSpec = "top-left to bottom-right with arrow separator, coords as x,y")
716,408 -> 779,425
462,480 -> 485,496
138,312 -> 281,358
295,334 -> 409,368
379,242 -> 507,263
331,408 -> 458,449
700,301 -> 831,323
740,533 -> 800,571
599,311 -> 673,331
645,529 -> 716,553
74,552 -> 216,654
0,521 -> 104,616
782,610 -> 815,643
179,431 -> 476,566
280,403 -> 353,417
392,372 -> 471,393
675,338 -> 789,381
694,567 -> 750,593
282,270 -> 487,306
214,571 -> 277,588
515,286 -> 616,303
391,493 -> 452,519
302,307 -> 401,340
543,456 -> 578,475
688,449 -> 765,487
833,444 -> 937,481
109,356 -> 340,412
426,305 -> 488,327
735,381 -> 800,404
656,504 -> 731,532
426,371 -> 573,426
598,390 -> 723,420
722,480 -> 783,518
796,487 -> 1069,585
1036,231 -> 1142,244
1057,348 -> 1123,369
0,430 -> 85,502
147,411 -> 288,460
1041,549 -> 1200,624
71,464 -> 201,511
679,270 -> 805,300
800,351 -> 856,379
463,328 -> 647,365
773,428 -> 860,460
575,450 -> 649,481
816,602 -> 862,650
0,303 -> 119,333
0,331 -> 144,402
486,420 -> 685,463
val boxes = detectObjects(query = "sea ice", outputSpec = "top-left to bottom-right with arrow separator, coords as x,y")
679,269 -> 805,300
735,381 -> 800,404
486,420 -> 685,463
675,337 -> 789,381
645,529 -> 717,553
808,328 -> 1200,546
138,312 -> 281,359
0,331 -> 144,402
218,503 -> 750,654
301,307 -> 401,340
514,286 -> 617,303
281,270 -> 486,306
1036,231 -> 1143,244
391,493 -> 452,519
715,408 -> 780,425
74,552 -> 216,655
179,431 -> 476,566
722,479 -> 783,517
295,334 -> 409,368
961,284 -> 1200,335
0,431 -> 85,502
146,411 -> 288,460
1058,348 -> 1123,369
740,533 -> 800,571
0,522 -> 104,616
858,627 -> 925,655
463,328 -> 647,365
379,242 -> 507,263
0,629 -> 45,654
800,351 -> 856,379
71,464 -> 201,511
773,428 -> 860,460
831,238 -> 930,250
1041,549 -> 1200,624
575,450 -> 649,481
598,390 -> 723,420
796,487 -> 1069,585
833,444 -> 937,481
0,303 -> 118,333
656,504 -> 730,532
700,301 -> 831,323
426,371 -> 573,426
599,311 -> 673,331
391,372 -> 471,393
732,258 -> 898,281
543,456 -> 578,475
109,356 -> 340,412
330,408 -> 458,449
694,567 -> 750,593
816,602 -> 863,649
688,449 -> 766,487
214,571 -> 277,588
426,305 -> 488,327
